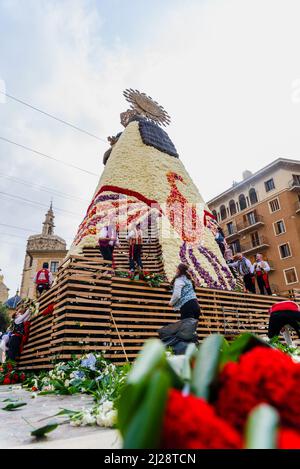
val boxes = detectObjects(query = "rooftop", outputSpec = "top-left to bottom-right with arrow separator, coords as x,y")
207,157 -> 300,205
5,292 -> 21,309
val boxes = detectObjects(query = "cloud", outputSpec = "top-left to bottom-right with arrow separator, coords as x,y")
1,0 -> 300,294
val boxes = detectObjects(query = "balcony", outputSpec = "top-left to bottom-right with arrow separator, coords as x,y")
241,235 -> 270,255
237,214 -> 265,235
289,178 -> 300,191
225,226 -> 240,241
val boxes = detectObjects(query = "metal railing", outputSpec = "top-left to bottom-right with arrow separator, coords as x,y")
225,226 -> 239,238
237,214 -> 264,232
289,178 -> 300,190
241,235 -> 269,253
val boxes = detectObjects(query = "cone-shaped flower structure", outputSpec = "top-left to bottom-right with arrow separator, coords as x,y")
69,93 -> 234,290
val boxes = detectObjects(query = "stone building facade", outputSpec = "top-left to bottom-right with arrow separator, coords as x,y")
207,158 -> 300,294
20,204 -> 67,298
0,272 -> 9,304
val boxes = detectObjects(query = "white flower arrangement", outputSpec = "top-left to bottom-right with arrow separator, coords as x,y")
69,400 -> 117,429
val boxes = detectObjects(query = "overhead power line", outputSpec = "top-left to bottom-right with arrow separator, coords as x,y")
0,223 -> 38,233
0,232 -> 30,239
0,172 -> 89,204
0,136 -> 98,177
0,232 -> 73,242
0,240 -> 26,248
0,191 -> 82,218
0,90 -> 108,144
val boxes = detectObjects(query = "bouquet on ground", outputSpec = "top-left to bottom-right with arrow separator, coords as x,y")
23,353 -> 129,399
0,361 -> 26,385
115,270 -> 166,287
117,334 -> 300,449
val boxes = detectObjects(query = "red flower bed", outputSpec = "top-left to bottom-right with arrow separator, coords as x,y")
162,389 -> 242,449
215,347 -> 298,431
161,347 -> 300,449
0,361 -> 26,385
279,428 -> 300,449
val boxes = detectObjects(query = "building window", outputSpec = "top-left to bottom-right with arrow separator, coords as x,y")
212,210 -> 217,220
292,174 -> 300,185
220,205 -> 227,221
50,261 -> 59,273
251,231 -> 260,247
249,188 -> 258,205
269,198 -> 280,213
273,220 -> 286,236
230,240 -> 241,255
239,194 -> 247,211
265,178 -> 275,192
246,211 -> 256,225
284,267 -> 298,285
279,243 -> 292,259
227,222 -> 234,235
229,200 -> 236,216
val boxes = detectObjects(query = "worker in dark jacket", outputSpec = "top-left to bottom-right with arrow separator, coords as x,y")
268,300 -> 300,339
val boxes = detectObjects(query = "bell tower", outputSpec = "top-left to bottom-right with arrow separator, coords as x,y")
20,203 -> 67,298
42,202 -> 55,236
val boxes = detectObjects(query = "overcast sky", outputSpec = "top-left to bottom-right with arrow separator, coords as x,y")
1,0 -> 300,295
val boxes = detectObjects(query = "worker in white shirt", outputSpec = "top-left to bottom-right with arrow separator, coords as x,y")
253,253 -> 272,295
228,253 -> 256,294
98,222 -> 119,267
126,223 -> 143,274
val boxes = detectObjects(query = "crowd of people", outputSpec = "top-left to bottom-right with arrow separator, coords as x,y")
162,260 -> 300,354
214,227 -> 272,296
1,218 -> 298,363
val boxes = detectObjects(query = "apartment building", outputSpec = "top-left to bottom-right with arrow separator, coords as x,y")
207,158 -> 300,293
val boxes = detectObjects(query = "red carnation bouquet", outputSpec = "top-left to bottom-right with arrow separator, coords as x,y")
0,360 -> 26,386
117,334 -> 300,449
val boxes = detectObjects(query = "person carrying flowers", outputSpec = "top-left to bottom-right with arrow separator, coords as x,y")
228,253 -> 256,294
6,299 -> 33,361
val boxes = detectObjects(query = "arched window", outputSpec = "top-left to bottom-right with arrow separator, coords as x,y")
229,200 -> 237,216
249,188 -> 258,205
239,194 -> 247,211
212,210 -> 217,220
220,205 -> 227,221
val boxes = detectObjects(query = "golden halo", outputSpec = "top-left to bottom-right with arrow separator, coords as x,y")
123,89 -> 171,127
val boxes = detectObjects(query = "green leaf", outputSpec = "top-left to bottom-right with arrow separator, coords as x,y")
245,404 -> 279,449
127,339 -> 166,384
123,369 -> 171,449
2,398 -> 18,402
118,340 -> 171,434
117,381 -> 147,434
182,343 -> 197,383
37,408 -> 78,422
31,421 -> 59,438
2,402 -> 27,411
192,334 -> 225,400
221,333 -> 270,367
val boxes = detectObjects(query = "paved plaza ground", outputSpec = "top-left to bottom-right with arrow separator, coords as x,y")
0,385 -> 121,449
